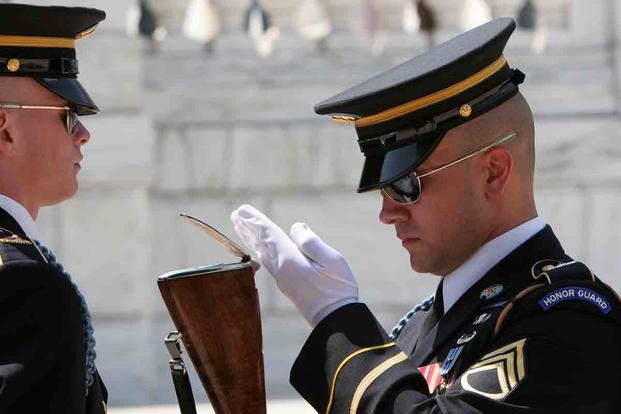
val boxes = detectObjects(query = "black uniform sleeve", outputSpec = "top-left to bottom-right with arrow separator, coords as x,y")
291,295 -> 621,413
0,261 -> 86,414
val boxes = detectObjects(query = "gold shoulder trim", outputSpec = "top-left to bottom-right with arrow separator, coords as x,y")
350,352 -> 408,414
325,342 -> 396,414
354,56 -> 508,128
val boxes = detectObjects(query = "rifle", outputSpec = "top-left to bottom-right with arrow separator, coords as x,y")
158,214 -> 266,414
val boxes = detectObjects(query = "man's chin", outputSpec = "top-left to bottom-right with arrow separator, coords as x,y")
409,255 -> 443,276
43,185 -> 78,207
409,255 -> 428,274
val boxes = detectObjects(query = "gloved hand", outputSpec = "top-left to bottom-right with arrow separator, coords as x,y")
231,204 -> 359,327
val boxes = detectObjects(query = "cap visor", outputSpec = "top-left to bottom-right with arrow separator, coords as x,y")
35,78 -> 99,115
357,133 -> 444,192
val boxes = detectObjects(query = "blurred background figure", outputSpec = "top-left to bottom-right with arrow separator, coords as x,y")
182,0 -> 222,54
243,0 -> 279,58
295,0 -> 332,53
518,0 -> 536,29
516,0 -> 548,54
402,0 -> 437,48
460,0 -> 492,30
126,0 -> 167,53
350,0 -> 386,56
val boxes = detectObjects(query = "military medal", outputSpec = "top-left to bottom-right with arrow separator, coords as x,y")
480,284 -> 504,300
441,346 -> 464,376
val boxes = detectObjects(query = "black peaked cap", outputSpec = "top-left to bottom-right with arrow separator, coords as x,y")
315,18 -> 525,192
0,4 -> 106,115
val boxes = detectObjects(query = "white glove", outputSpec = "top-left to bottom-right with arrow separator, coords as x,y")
231,204 -> 359,327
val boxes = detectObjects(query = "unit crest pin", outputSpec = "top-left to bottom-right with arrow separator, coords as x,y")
473,313 -> 492,325
457,331 -> 477,345
480,284 -> 504,300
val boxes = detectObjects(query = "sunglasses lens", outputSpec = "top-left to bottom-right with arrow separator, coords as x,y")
383,174 -> 421,203
65,109 -> 78,134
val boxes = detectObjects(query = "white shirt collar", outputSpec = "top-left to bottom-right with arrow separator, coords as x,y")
0,194 -> 42,242
442,216 -> 546,313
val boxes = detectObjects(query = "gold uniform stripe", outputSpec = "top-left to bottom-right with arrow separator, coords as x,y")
354,55 -> 508,128
0,35 -> 75,48
325,342 -> 397,414
460,338 -> 527,400
477,338 -> 526,363
350,352 -> 408,414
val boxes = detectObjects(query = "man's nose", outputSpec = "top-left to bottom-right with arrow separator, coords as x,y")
379,191 -> 410,224
74,121 -> 90,146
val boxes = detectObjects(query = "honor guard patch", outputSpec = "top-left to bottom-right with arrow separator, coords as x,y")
460,338 -> 527,400
538,286 -> 612,315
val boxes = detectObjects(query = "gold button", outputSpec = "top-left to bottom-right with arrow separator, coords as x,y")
459,104 -> 472,118
6,58 -> 20,72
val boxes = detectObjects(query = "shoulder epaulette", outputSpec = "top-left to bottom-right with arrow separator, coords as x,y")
530,259 -> 595,284
494,260 -> 619,336
0,227 -> 45,265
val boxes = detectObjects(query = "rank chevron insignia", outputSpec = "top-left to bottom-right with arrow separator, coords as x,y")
460,338 -> 527,399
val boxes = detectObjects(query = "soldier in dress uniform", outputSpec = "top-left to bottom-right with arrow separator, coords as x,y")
0,4 -> 107,413
231,18 -> 621,412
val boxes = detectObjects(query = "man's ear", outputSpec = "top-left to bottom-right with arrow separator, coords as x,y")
0,109 -> 15,157
484,147 -> 513,199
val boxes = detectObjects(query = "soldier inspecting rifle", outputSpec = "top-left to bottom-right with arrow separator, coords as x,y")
231,18 -> 621,413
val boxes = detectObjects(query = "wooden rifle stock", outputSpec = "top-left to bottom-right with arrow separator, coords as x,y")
158,260 -> 266,414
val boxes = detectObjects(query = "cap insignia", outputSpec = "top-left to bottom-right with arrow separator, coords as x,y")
6,58 -> 19,72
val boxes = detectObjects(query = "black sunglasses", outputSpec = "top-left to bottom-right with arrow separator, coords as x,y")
381,131 -> 518,204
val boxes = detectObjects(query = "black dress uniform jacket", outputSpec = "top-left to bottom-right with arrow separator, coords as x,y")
0,208 -> 107,414
290,226 -> 621,413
